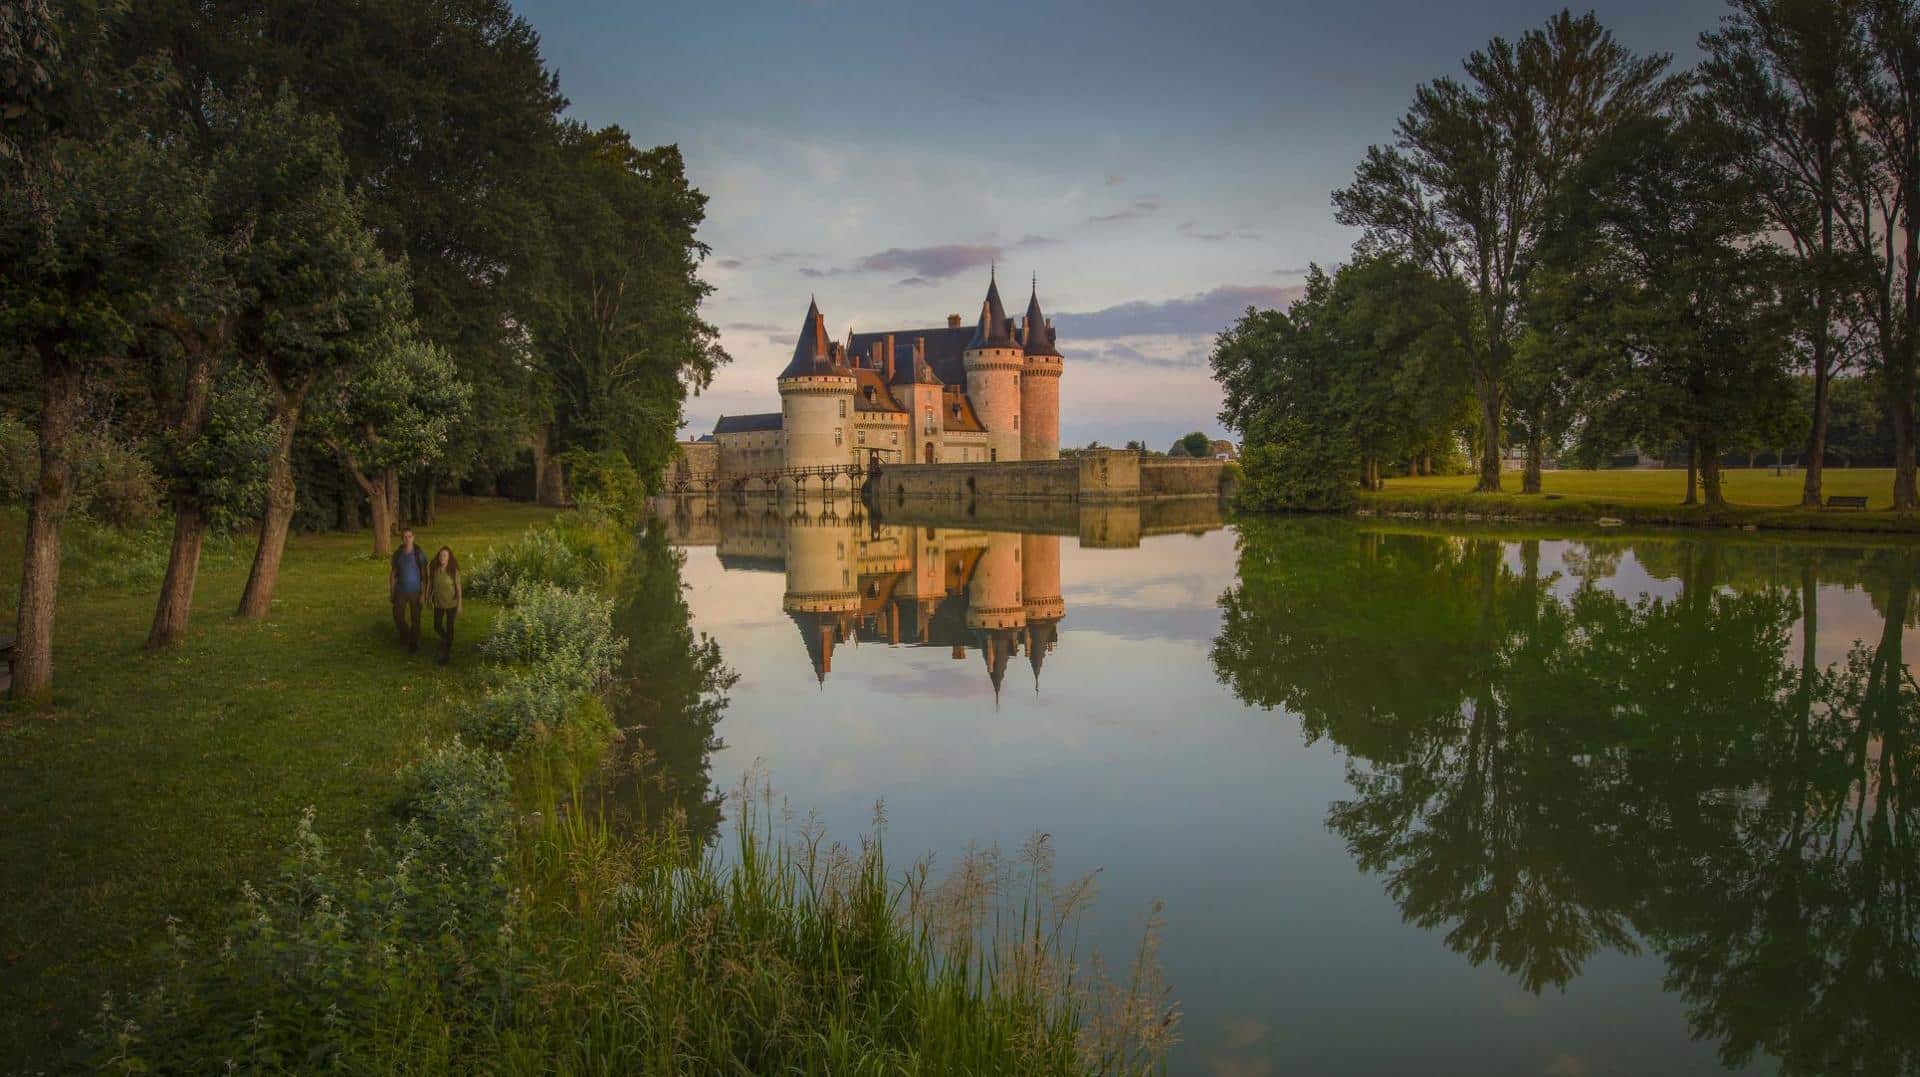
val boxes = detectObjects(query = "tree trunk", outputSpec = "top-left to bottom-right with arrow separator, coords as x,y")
237,399 -> 301,620
1474,377 -> 1502,493
1683,440 -> 1699,506
146,499 -> 207,650
1701,441 -> 1726,511
369,483 -> 394,557
421,474 -> 437,524
1892,371 -> 1917,510
147,346 -> 218,650
11,360 -> 81,701
1521,430 -> 1543,494
384,467 -> 399,531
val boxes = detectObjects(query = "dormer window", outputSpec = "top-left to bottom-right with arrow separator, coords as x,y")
951,403 -> 961,419
863,386 -> 875,402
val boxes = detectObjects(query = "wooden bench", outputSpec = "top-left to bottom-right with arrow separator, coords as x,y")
1825,495 -> 1870,511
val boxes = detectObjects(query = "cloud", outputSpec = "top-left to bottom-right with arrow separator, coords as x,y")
715,257 -> 747,270
1086,194 -> 1163,225
1072,341 -> 1210,371
1271,265 -> 1312,277
896,276 -> 937,288
1177,221 -> 1260,242
1105,173 -> 1126,187
1054,284 -> 1306,339
725,321 -> 784,332
856,243 -> 999,279
1009,234 -> 1057,248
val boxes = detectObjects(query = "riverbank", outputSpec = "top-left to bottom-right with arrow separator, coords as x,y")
1358,468 -> 1920,535
2,498 -> 1167,1073
0,497 -> 544,1066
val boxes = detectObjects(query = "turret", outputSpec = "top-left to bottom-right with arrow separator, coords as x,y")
778,298 -> 858,474
1019,282 -> 1063,461
967,531 -> 1026,702
963,272 -> 1024,462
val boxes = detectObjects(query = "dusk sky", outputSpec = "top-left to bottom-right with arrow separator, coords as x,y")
515,0 -> 1729,448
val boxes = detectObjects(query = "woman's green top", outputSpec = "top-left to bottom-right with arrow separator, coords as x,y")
430,569 -> 459,609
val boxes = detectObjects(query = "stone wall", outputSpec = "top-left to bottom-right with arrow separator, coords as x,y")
1140,458 -> 1227,499
867,450 -> 1225,506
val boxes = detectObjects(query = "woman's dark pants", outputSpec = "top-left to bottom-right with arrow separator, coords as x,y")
433,607 -> 456,664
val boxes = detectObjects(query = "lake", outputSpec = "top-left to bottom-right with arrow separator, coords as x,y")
631,495 -> 1917,1076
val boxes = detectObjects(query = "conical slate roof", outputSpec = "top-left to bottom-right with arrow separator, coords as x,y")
780,298 -> 847,379
1021,286 -> 1060,357
968,275 -> 1015,349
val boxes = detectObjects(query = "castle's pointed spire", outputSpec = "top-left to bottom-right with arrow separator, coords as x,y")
780,297 -> 837,378
1022,282 -> 1061,357
968,274 -> 1013,349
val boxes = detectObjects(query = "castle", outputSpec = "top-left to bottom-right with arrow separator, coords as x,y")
684,272 -> 1063,485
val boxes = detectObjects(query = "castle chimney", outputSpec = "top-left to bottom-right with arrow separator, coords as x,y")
914,336 -> 926,364
882,334 -> 896,380
947,313 -> 962,329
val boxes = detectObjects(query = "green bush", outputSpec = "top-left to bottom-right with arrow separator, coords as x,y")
1235,430 -> 1359,512
94,742 -> 515,1074
460,666 -> 583,750
560,446 -> 648,524
478,582 -> 624,685
465,506 -> 633,600
464,523 -> 601,599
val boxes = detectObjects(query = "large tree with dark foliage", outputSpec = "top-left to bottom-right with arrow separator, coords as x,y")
522,126 -> 725,505
1334,10 -> 1679,492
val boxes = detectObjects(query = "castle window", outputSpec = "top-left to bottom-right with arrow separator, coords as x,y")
952,404 -> 961,419
857,429 -> 866,445
991,448 -> 998,462
890,432 -> 898,446
1014,414 -> 1019,429
834,428 -> 843,445
863,386 -> 874,402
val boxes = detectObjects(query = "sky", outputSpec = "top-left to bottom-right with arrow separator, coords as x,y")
513,0 -> 1731,449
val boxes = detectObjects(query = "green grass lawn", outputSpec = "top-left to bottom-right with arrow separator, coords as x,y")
1362,466 -> 1920,533
0,497 -> 553,1069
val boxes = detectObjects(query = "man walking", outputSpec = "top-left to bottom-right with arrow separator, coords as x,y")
390,528 -> 428,653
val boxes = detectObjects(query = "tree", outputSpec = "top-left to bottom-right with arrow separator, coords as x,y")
228,99 -> 410,618
1334,11 -> 1678,492
1174,431 -> 1211,458
1543,112 -> 1797,509
522,127 -> 723,504
1700,0 -> 1874,506
0,6 -> 208,694
1841,0 -> 1920,509
316,336 -> 470,557
122,0 -> 567,487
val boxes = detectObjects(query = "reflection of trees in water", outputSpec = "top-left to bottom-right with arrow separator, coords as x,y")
604,527 -> 739,848
1212,521 -> 1919,1072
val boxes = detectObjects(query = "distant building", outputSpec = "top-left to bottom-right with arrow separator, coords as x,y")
682,273 -> 1065,483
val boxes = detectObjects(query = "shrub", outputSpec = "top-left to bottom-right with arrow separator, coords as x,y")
561,447 -> 648,524
478,582 -> 624,686
460,666 -> 583,749
94,743 -> 516,1075
1234,430 -> 1359,512
465,523 -> 601,599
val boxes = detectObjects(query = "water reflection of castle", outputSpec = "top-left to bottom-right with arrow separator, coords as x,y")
662,502 -> 1075,696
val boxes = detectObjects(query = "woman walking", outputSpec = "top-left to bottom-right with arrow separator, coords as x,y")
428,546 -> 462,666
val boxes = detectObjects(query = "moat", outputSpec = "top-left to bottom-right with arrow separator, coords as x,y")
645,497 -> 1918,1076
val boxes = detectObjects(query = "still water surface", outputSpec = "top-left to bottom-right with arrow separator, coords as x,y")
635,497 -> 1917,1076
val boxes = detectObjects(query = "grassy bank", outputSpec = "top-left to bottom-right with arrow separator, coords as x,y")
1359,467 -> 1920,534
5,499 -> 1169,1073
0,497 -> 547,1067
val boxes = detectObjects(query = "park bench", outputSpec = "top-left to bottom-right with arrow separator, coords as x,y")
1825,495 -> 1869,511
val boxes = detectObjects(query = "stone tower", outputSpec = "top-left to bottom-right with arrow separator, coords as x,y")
778,298 -> 857,474
892,334 -> 945,465
967,531 -> 1028,697
1019,283 -> 1062,461
963,274 -> 1024,463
